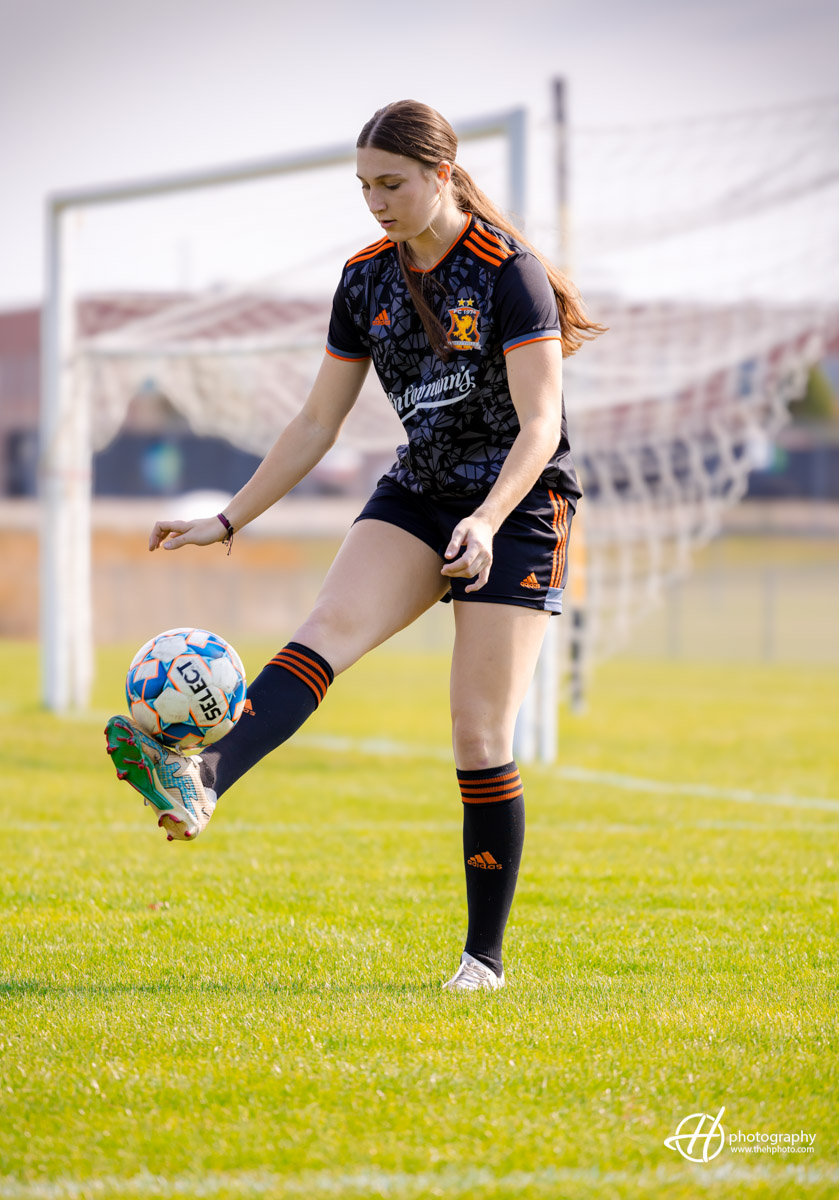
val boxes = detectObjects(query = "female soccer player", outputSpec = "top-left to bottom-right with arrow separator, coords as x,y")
105,100 -> 603,991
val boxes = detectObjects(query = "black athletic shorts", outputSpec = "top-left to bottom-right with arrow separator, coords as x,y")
354,475 -> 575,614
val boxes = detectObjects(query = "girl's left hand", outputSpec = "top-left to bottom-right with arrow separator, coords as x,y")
441,514 -> 495,593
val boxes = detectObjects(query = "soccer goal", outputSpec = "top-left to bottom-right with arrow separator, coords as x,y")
40,92 -> 839,770
40,108 -> 527,712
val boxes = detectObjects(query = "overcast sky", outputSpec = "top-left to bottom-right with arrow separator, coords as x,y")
1,0 -> 837,308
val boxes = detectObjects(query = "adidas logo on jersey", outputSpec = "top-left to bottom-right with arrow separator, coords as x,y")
371,309 -> 390,327
467,851 -> 502,870
519,573 -> 540,589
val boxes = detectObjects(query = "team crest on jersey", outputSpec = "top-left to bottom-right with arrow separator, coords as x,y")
447,298 -> 481,350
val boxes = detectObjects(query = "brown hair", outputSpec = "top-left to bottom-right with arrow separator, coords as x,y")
357,99 -> 605,360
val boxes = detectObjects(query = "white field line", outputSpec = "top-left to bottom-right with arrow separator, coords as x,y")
555,765 -> 839,813
295,734 -> 839,814
2,1163 -> 838,1199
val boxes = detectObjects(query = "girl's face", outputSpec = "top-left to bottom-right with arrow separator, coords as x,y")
356,146 -> 450,242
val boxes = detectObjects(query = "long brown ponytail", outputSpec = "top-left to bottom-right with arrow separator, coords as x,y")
357,99 -> 605,360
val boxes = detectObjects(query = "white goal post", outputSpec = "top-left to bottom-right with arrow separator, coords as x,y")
40,109 -> 527,713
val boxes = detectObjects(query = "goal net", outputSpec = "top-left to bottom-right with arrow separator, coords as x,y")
558,96 -> 839,676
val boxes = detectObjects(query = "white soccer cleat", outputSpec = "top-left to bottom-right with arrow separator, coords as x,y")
442,951 -> 505,992
105,715 -> 218,841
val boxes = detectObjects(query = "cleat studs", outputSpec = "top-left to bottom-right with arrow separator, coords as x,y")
116,770 -> 128,780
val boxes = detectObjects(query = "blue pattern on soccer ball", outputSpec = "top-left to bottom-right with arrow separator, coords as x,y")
125,627 -> 247,753
142,671 -> 166,700
198,638 -> 227,660
161,720 -> 199,745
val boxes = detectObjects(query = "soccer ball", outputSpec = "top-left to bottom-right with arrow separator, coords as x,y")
125,627 -> 247,752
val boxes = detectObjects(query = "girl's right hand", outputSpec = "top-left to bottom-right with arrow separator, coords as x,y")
149,516 -> 229,552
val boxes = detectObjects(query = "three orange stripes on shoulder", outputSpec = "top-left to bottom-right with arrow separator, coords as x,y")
346,223 -> 511,270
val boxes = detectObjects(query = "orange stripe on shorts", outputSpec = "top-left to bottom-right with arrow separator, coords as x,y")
549,493 -> 569,589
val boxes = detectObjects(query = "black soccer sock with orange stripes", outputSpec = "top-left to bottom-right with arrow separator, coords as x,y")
198,642 -> 333,799
457,761 -> 525,978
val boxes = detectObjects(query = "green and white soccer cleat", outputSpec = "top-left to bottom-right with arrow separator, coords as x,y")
442,952 -> 505,992
104,715 -> 217,841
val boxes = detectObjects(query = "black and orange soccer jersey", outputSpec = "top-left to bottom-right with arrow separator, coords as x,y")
326,214 -> 582,504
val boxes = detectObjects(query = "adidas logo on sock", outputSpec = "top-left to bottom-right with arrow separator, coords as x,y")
467,851 -> 502,870
519,572 -> 539,589
371,308 -> 390,327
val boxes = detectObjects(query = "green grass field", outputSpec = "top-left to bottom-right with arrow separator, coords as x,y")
1,639 -> 837,1199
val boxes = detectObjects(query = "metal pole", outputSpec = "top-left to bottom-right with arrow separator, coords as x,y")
511,91 -> 571,768
553,78 -> 570,270
547,78 -> 571,759
69,284 -> 94,708
39,202 -> 67,710
514,682 -> 537,764
40,204 -> 91,711
505,106 -> 541,766
520,79 -> 573,763
506,108 -> 527,229
537,618 -> 559,762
